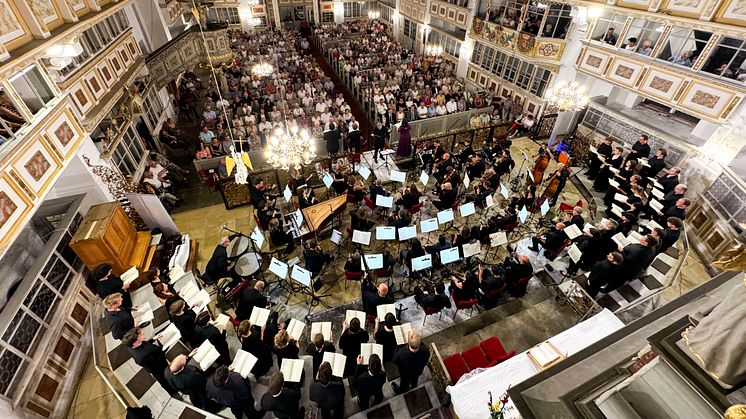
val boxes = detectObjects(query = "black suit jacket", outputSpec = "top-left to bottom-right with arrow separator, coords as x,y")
164,364 -> 206,395
236,287 -> 267,321
206,372 -> 254,408
105,309 -> 134,340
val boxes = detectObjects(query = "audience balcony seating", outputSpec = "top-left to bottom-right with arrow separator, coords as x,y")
452,295 -> 478,318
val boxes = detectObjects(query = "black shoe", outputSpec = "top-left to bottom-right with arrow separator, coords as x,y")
137,321 -> 151,328
527,246 -> 539,252
392,382 -> 401,395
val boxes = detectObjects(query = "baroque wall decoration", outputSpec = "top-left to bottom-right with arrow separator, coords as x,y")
0,0 -> 25,44
29,0 -> 58,24
650,76 -> 674,93
691,90 -> 720,109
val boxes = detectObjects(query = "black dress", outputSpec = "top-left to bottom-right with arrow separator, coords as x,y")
339,329 -> 370,377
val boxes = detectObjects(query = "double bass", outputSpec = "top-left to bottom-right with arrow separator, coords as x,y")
541,163 -> 570,201
531,145 -> 551,185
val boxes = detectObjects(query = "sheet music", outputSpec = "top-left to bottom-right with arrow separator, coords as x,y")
280,359 -> 305,382
420,218 -> 439,233
647,220 -> 664,231
375,226 -> 396,240
589,146 -> 598,154
651,188 -> 664,199
398,225 -> 417,241
440,247 -> 460,264
376,303 -> 396,321
500,183 -> 510,199
462,242 -> 481,258
331,229 -> 343,245
214,313 -> 231,331
186,289 -> 210,314
459,202 -> 476,218
321,352 -> 347,377
489,231 -> 508,247
358,165 -> 371,180
614,193 -> 628,204
486,194 -> 495,208
360,343 -> 384,364
294,209 -> 304,226
653,180 -> 664,190
518,206 -> 529,223
437,209 -> 454,224
352,230 -> 372,245
157,323 -> 181,351
612,232 -> 629,249
249,307 -> 270,327
231,350 -> 259,378
640,158 -> 650,167
608,178 -> 620,189
250,226 -> 265,249
390,170 -> 406,183
194,340 -> 220,371
463,174 -> 470,188
290,264 -> 312,286
419,171 -> 429,186
168,265 -> 185,283
540,200 -> 550,216
121,266 -> 139,286
286,318 -> 306,341
322,173 -> 334,188
375,195 -> 394,208
627,231 -> 642,245
649,199 -> 664,213
611,204 -> 624,217
363,254 -> 383,269
283,185 -> 292,202
412,254 -> 433,271
609,167 -> 620,175
345,310 -> 366,327
564,224 -> 582,240
393,323 -> 413,346
310,322 -> 332,341
567,244 -> 582,263
268,257 -> 289,279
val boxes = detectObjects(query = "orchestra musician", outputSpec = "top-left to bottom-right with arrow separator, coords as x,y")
421,140 -> 445,173
299,186 -> 318,209
466,155 -> 486,180
540,163 -> 570,206
531,144 -> 551,185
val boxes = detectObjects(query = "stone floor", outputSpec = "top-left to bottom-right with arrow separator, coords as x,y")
67,356 -> 126,419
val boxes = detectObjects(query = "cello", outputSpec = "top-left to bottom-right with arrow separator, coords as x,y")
531,144 -> 551,185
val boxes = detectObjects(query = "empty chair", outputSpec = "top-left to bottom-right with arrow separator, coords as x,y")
479,337 -> 516,365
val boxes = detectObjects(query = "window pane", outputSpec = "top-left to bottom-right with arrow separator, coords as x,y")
658,27 -> 711,68
591,13 -> 626,46
9,66 -> 55,114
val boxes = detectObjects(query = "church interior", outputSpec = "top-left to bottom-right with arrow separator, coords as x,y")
0,0 -> 745,418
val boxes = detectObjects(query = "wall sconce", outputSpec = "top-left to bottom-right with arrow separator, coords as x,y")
45,38 -> 84,69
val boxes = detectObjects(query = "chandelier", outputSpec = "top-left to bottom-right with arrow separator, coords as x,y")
425,44 -> 443,56
265,124 -> 316,171
252,61 -> 274,77
544,80 -> 589,112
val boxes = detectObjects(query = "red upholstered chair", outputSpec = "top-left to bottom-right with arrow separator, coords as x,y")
544,239 -> 572,261
363,195 -> 376,210
482,283 -> 507,301
407,201 -> 424,215
452,295 -> 478,318
479,337 -> 516,365
422,305 -> 444,325
504,222 -> 518,234
443,354 -> 470,384
559,199 -> 584,214
346,192 -> 360,204
462,346 -> 491,370
344,270 -> 363,289
366,313 -> 377,325
450,199 -> 461,211
226,279 -> 251,304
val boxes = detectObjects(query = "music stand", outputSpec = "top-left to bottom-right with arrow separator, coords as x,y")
377,149 -> 396,171
510,150 -> 530,192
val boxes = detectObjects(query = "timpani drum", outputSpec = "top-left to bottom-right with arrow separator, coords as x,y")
234,252 -> 262,277
227,236 -> 250,259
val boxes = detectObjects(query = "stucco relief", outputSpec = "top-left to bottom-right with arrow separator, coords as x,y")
0,0 -> 24,43
615,64 -> 634,79
650,76 -> 673,93
29,0 -> 57,23
586,55 -> 602,68
691,90 -> 721,109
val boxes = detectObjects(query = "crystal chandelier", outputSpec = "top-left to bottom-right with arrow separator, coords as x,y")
265,124 -> 316,171
544,80 -> 589,112
425,44 -> 443,56
252,61 -> 273,77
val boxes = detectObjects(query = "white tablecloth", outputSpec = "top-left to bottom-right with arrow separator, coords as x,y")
446,309 -> 624,419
